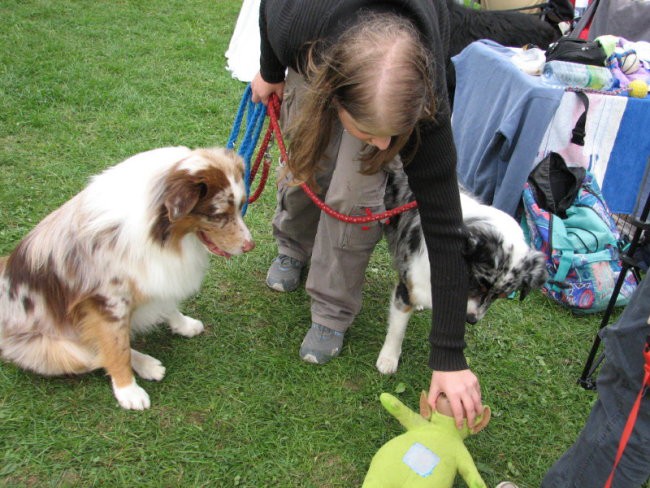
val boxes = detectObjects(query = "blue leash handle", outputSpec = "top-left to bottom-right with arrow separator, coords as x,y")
227,84 -> 267,216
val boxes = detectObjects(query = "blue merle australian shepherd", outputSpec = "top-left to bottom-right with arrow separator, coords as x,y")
376,170 -> 548,374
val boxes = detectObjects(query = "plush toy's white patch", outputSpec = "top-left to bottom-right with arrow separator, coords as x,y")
402,443 -> 440,478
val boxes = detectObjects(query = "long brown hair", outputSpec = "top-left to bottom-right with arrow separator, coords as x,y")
286,12 -> 437,186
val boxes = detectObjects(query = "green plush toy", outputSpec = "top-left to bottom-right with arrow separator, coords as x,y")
363,392 -> 491,488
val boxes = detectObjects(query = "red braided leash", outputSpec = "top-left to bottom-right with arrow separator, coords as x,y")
247,119 -> 273,205
247,93 -> 418,224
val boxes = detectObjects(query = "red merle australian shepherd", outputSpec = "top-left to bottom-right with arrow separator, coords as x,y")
0,146 -> 254,409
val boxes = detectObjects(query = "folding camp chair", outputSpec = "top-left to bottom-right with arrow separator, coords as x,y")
570,0 -> 650,42
578,160 -> 650,390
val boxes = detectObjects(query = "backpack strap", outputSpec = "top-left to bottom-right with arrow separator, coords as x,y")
552,250 -> 574,289
547,214 -> 575,288
571,91 -> 590,146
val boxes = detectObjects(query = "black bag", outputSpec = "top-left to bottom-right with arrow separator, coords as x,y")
528,152 -> 586,218
527,91 -> 589,218
545,37 -> 607,66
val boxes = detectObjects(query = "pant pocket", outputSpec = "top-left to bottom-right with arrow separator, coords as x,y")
340,205 -> 384,251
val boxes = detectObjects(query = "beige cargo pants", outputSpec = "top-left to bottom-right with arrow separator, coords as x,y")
272,70 -> 401,333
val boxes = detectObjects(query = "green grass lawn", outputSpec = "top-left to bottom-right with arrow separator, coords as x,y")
0,1 -> 634,487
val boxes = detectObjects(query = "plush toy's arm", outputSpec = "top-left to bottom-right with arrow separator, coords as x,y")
380,393 -> 429,431
456,446 -> 488,488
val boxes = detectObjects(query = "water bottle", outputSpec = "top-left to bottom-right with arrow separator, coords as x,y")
542,60 -> 615,90
574,0 -> 588,20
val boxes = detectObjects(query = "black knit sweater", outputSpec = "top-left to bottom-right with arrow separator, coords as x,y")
259,0 -> 470,372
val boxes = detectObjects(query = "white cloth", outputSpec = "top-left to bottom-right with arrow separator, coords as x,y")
225,0 -> 261,82
509,47 -> 546,75
536,91 -> 627,187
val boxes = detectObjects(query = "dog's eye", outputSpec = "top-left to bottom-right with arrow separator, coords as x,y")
198,183 -> 208,198
199,211 -> 229,222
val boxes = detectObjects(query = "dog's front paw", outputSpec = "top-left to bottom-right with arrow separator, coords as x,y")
376,355 -> 399,375
169,313 -> 205,337
131,351 -> 166,381
112,379 -> 151,410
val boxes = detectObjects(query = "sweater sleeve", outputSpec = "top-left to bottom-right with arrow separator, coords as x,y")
259,0 -> 287,83
402,117 -> 470,372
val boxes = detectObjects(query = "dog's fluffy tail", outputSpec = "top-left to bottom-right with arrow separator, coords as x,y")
1,331 -> 97,376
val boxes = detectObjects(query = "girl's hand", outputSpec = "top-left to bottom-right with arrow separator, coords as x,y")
251,72 -> 285,105
428,369 -> 482,429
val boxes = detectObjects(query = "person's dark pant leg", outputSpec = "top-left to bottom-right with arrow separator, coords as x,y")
542,277 -> 650,487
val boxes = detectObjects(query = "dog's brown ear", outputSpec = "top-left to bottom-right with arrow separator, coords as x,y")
164,179 -> 205,222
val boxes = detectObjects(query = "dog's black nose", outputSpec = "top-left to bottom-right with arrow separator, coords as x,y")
466,314 -> 478,325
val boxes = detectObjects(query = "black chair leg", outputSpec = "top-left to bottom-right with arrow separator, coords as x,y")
578,193 -> 650,390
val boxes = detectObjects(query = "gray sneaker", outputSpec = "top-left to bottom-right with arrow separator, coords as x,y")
266,254 -> 305,292
495,483 -> 519,488
299,323 -> 345,364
